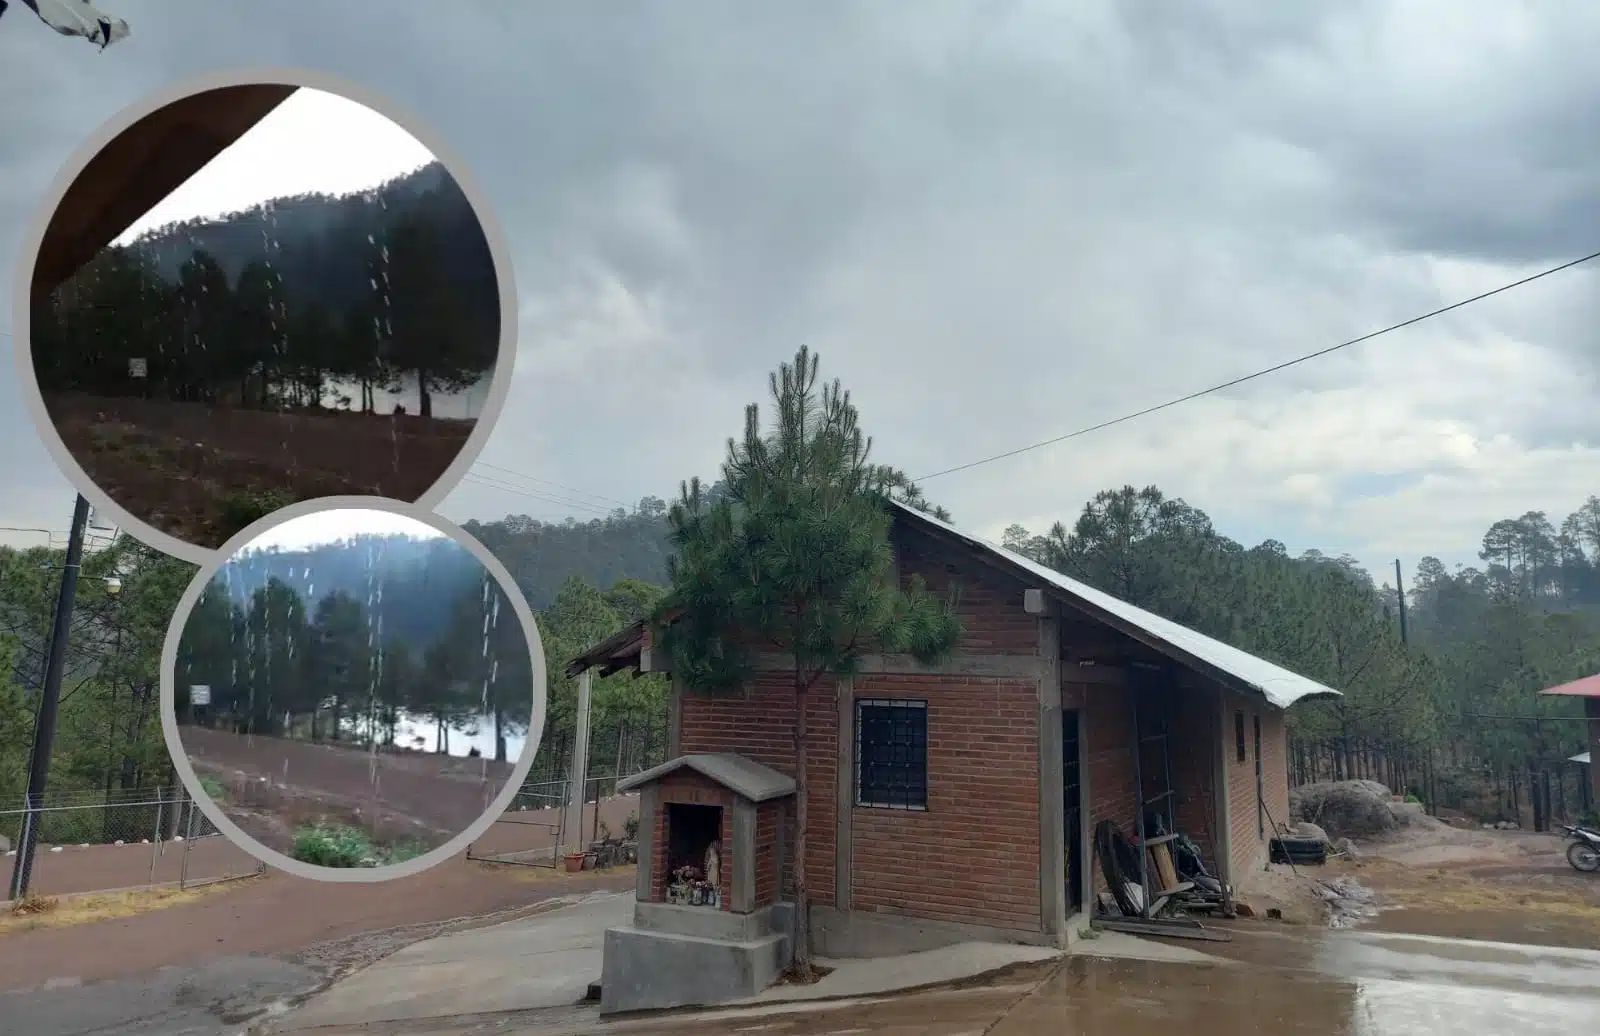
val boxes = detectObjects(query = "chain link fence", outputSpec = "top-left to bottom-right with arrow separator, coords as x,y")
1,787 -> 264,901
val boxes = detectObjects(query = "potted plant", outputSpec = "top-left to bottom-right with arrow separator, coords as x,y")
564,851 -> 586,873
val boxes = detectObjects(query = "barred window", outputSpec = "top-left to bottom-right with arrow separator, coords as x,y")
855,698 -> 928,810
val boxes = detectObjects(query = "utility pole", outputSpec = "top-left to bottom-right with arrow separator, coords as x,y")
1394,559 -> 1408,647
9,494 -> 91,901
562,669 -> 593,862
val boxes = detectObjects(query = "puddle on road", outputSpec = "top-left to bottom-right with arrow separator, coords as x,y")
1317,878 -> 1381,929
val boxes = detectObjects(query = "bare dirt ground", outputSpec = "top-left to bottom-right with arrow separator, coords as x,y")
1236,810 -> 1600,949
0,857 -> 633,995
183,728 -> 517,858
43,392 -> 473,548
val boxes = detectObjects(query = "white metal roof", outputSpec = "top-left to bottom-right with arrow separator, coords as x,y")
894,501 -> 1342,710
1573,751 -> 1591,766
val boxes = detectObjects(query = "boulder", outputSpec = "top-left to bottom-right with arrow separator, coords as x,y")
1289,780 -> 1402,840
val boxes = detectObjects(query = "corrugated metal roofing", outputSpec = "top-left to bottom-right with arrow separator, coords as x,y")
1539,673 -> 1600,699
894,501 -> 1342,710
616,753 -> 797,802
1573,751 -> 1592,766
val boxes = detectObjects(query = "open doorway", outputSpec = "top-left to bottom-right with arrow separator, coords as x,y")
1064,709 -> 1083,912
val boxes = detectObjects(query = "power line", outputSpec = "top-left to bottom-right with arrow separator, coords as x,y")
458,472 -> 615,517
469,461 -> 630,508
916,248 -> 1600,482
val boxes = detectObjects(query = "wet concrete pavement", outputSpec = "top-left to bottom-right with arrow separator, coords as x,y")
0,955 -> 327,1036
305,924 -> 1597,1035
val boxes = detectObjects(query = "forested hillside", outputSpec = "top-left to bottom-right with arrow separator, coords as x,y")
4,483 -> 1595,847
215,532 -> 485,644
1002,488 -> 1600,820
31,160 -> 498,417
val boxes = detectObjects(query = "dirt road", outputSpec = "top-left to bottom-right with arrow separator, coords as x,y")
0,857 -> 632,995
44,392 -> 473,548
1330,821 -> 1600,948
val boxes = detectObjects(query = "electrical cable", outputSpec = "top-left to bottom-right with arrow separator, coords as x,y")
916,248 -> 1600,482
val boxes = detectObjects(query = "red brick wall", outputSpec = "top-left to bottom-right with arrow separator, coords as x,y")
1078,676 -> 1134,899
893,524 -> 1038,656
848,673 -> 1040,933
679,674 -> 839,907
1168,685 -> 1220,872
650,770 -> 735,911
1259,708 -> 1290,844
754,799 -> 780,908
1221,692 -> 1291,880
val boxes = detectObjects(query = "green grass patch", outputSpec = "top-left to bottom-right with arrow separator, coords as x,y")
289,822 -> 428,869
198,775 -> 227,802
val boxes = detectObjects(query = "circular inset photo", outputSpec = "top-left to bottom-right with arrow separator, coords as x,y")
15,73 -> 516,564
161,498 -> 546,881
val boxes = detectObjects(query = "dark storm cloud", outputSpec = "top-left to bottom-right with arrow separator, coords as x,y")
0,0 -> 1595,578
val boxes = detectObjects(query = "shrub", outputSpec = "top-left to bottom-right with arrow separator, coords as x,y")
291,824 -> 377,868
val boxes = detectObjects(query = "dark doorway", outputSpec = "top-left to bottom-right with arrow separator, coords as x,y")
1063,709 -> 1083,912
666,802 -> 722,877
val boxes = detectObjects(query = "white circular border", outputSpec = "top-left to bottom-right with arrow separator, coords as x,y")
159,494 -> 547,883
11,68 -> 520,567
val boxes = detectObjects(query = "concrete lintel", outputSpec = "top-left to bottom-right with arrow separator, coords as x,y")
752,652 -> 1037,680
1062,662 -> 1127,686
835,675 -> 856,911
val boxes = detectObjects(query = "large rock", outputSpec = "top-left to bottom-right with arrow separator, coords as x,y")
1289,780 -> 1401,840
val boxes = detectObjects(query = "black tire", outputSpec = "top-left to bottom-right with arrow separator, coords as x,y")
1568,840 -> 1600,873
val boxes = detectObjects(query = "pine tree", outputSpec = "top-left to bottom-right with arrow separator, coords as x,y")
657,346 -> 961,974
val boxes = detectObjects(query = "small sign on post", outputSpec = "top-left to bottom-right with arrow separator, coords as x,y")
190,686 -> 211,707
128,358 -> 148,379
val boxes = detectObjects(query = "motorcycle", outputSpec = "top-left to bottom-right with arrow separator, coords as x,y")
1560,823 -> 1600,873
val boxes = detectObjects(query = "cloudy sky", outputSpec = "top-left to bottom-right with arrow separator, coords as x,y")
2,1 -> 1597,587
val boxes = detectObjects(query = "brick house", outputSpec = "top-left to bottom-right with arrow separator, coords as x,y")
575,502 -> 1339,1014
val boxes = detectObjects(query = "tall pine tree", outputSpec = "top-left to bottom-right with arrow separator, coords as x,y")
657,346 -> 961,973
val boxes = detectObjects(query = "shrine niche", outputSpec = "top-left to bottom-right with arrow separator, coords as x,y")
617,753 -> 794,917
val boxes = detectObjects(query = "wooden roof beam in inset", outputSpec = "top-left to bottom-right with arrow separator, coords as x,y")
30,83 -> 299,300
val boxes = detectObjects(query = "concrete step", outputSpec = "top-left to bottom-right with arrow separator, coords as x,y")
600,926 -> 790,1016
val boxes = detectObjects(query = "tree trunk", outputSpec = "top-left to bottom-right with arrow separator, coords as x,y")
416,369 -> 432,417
791,672 -> 811,972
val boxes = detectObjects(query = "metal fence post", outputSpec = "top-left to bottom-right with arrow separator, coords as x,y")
180,798 -> 197,889
148,790 -> 164,887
